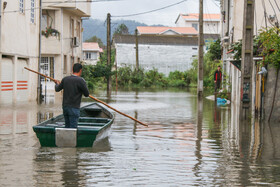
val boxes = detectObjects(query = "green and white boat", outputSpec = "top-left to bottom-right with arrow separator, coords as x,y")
33,103 -> 114,147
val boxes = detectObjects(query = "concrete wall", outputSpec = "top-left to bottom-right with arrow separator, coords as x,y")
263,66 -> 280,123
0,0 -> 40,104
116,43 -> 198,76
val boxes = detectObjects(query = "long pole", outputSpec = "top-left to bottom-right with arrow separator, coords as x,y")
106,13 -> 111,95
135,29 -> 139,71
24,67 -> 149,127
37,0 -> 42,104
197,0 -> 204,99
240,0 -> 255,121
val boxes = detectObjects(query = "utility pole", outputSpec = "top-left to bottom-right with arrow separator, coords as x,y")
106,13 -> 111,95
135,29 -> 139,71
37,0 -> 42,104
197,0 -> 204,99
240,0 -> 255,121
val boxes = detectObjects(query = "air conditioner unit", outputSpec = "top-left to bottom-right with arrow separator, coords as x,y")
71,37 -> 79,47
222,36 -> 230,46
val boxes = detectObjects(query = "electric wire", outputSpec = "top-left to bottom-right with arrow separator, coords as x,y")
274,0 -> 280,12
261,0 -> 268,28
111,0 -> 188,18
268,0 -> 279,24
204,0 -> 218,34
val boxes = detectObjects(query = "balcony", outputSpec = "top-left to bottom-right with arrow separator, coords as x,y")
41,32 -> 61,55
43,0 -> 91,17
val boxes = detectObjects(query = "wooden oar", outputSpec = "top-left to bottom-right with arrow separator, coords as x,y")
24,67 -> 148,127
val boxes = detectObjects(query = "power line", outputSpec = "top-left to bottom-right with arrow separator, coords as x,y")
210,0 -> 219,8
274,0 -> 280,12
111,0 -> 188,18
268,0 -> 279,24
262,0 -> 268,28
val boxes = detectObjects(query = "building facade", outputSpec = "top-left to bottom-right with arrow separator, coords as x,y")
82,42 -> 102,65
114,35 -> 199,76
175,13 -> 221,34
40,0 -> 91,102
220,0 -> 280,121
0,0 -> 40,104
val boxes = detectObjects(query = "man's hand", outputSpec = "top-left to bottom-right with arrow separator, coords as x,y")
214,81 -> 216,83
54,80 -> 61,85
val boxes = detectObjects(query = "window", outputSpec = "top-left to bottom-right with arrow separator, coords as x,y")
19,0 -> 24,14
63,55 -> 67,74
76,21 -> 81,39
31,0 -> 35,23
192,23 -> 198,31
86,52 -> 91,59
40,57 -> 54,81
71,19 -> 74,37
91,52 -> 97,60
71,57 -> 74,71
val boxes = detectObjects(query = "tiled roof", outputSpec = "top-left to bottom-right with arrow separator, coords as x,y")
137,26 -> 198,35
180,13 -> 220,21
82,42 -> 100,51
175,13 -> 221,23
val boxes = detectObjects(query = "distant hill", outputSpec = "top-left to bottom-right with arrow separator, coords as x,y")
82,18 -> 165,44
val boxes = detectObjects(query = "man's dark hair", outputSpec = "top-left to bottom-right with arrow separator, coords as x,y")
73,63 -> 82,73
218,66 -> 221,68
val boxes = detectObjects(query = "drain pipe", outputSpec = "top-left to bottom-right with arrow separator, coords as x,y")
37,0 -> 42,104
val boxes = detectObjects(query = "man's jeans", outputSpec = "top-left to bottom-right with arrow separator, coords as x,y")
63,106 -> 80,128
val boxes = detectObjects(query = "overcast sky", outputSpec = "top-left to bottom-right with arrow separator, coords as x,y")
91,0 -> 220,26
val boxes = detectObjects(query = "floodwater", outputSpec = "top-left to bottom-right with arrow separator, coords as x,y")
0,88 -> 280,186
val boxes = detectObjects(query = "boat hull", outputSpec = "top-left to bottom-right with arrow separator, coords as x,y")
33,103 -> 114,147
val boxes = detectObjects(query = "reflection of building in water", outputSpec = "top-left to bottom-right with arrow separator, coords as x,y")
37,112 -> 54,124
0,109 -> 36,135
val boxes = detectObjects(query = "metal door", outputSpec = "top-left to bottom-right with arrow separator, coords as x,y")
0,58 -> 14,104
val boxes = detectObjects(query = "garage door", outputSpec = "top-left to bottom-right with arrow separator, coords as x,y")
0,58 -> 13,104
17,59 -> 29,102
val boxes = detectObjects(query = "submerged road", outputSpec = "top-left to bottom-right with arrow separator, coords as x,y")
0,88 -> 279,186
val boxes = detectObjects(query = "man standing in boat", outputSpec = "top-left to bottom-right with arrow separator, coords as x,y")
214,66 -> 222,92
54,63 -> 89,128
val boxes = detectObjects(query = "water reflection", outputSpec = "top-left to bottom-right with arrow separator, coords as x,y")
0,89 -> 280,186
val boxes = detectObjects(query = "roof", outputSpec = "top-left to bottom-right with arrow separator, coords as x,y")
114,34 -> 198,46
113,34 -> 220,46
82,42 -> 102,52
175,13 -> 221,23
137,26 -> 198,35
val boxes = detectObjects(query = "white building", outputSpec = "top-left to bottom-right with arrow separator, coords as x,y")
0,0 -> 40,104
40,0 -> 91,102
114,34 -> 199,76
175,13 -> 221,34
82,42 -> 102,65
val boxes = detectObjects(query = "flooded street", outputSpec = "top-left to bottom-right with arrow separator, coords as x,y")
1,88 -> 280,186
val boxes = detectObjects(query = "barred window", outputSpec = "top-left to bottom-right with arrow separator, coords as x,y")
19,0 -> 24,14
31,0 -> 35,23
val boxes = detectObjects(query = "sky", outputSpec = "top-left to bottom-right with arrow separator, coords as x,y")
91,0 -> 220,26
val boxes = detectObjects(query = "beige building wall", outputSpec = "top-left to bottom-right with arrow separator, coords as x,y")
230,0 -> 280,42
0,0 -> 40,104
40,2 -> 91,102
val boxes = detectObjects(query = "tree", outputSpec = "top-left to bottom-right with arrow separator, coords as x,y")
114,24 -> 129,36
85,36 -> 104,48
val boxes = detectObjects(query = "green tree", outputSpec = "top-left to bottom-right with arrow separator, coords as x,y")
85,36 -> 104,48
114,24 -> 129,36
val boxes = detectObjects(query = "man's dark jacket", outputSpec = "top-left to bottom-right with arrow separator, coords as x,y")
214,70 -> 222,81
55,75 -> 89,108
